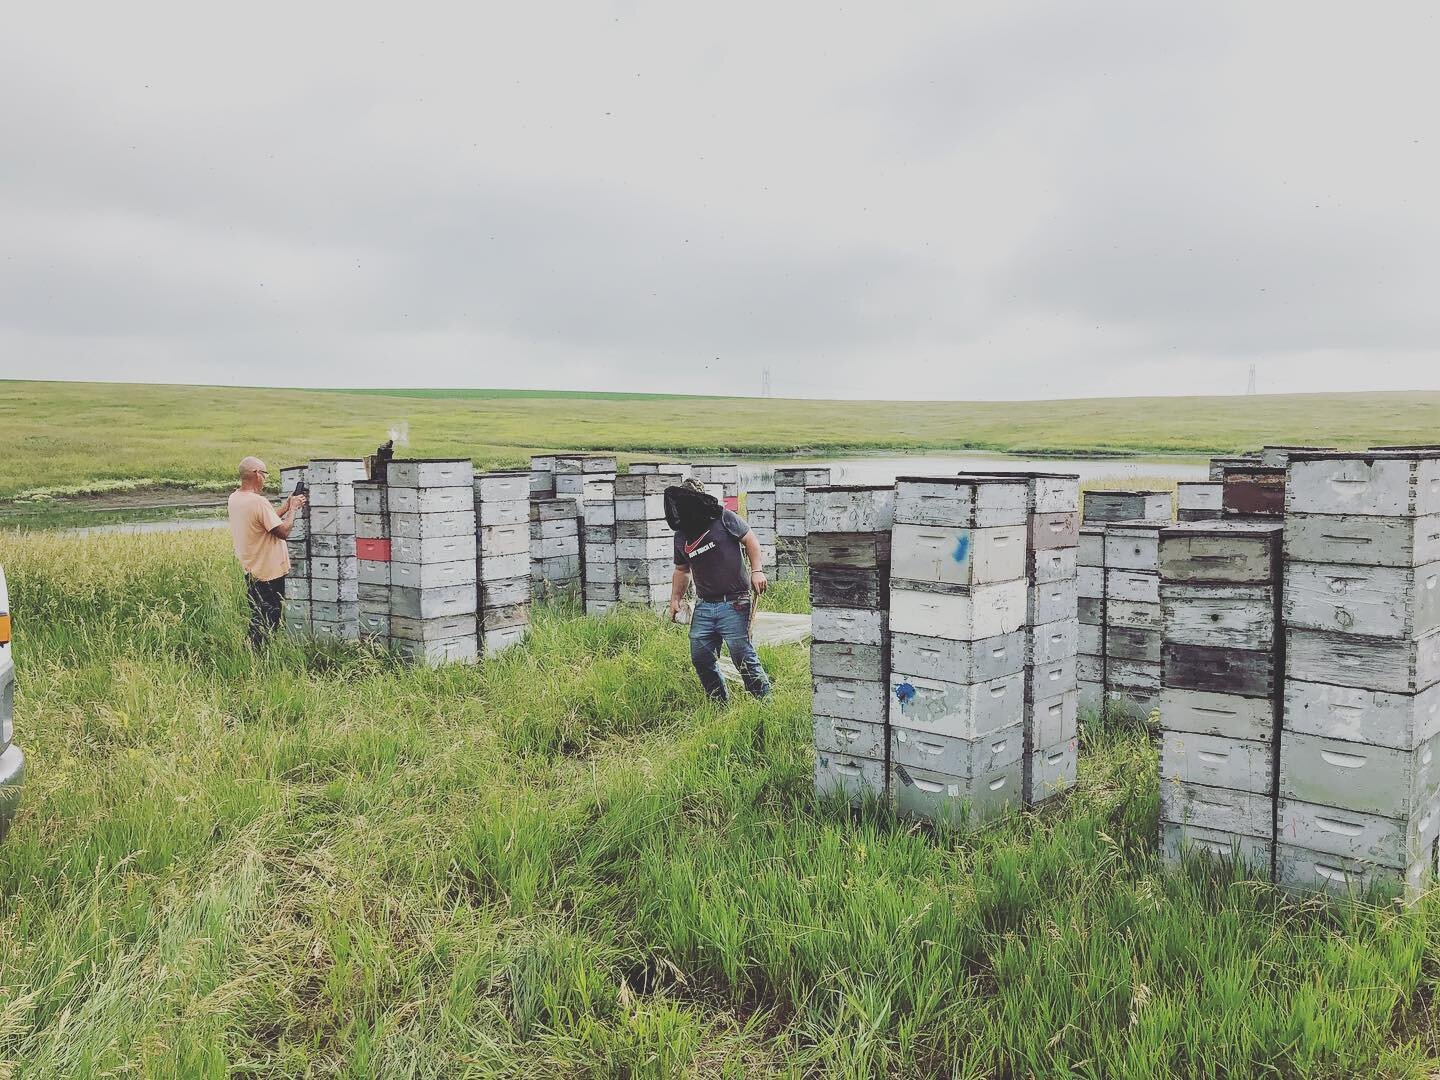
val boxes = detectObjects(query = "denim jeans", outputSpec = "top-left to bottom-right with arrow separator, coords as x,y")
689,598 -> 772,702
245,574 -> 285,648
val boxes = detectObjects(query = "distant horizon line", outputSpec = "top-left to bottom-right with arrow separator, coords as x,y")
3,377 -> 1437,407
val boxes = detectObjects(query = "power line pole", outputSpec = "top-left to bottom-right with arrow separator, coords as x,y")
761,367 -> 772,398
1246,363 -> 1257,395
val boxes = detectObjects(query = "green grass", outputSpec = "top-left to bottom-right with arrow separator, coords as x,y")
3,532 -> 1440,1076
6,379 -> 1440,501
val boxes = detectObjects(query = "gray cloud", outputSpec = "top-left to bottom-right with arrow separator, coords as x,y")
2,1 -> 1438,398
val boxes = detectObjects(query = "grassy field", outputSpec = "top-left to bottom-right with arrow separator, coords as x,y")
2,531 -> 1439,1077
6,379 -> 1440,503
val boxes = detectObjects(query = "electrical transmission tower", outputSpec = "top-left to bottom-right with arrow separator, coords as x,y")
761,367 -> 772,398
1246,364 -> 1257,395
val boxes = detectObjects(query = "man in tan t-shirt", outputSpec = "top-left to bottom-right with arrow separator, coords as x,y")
228,456 -> 305,647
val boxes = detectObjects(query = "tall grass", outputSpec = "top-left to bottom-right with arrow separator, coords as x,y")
0,531 -> 1437,1076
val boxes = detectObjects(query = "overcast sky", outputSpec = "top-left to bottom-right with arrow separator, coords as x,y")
4,2 -> 1438,400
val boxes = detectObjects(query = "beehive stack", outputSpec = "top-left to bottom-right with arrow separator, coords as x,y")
1011,473 -> 1082,805
582,474 -> 619,615
1177,481 -> 1224,522
529,455 -> 557,499
886,477 -> 1028,826
474,471 -> 531,655
775,467 -> 832,581
531,498 -> 582,597
957,470 -> 1082,803
745,489 -> 777,572
1103,522 -> 1169,717
279,466 -> 311,637
1083,490 -> 1174,718
629,461 -> 690,477
615,473 -> 676,612
691,464 -> 741,511
553,455 -> 585,502
354,479 -> 391,645
1277,450 -> 1440,900
386,459 -> 478,665
809,485 -> 895,807
529,455 -> 556,588
1158,521 -> 1283,876
1077,525 -> 1105,711
306,459 -> 367,640
555,455 -> 618,516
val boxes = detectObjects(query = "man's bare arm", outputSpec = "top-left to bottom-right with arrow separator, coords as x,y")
270,495 -> 304,540
669,566 -> 691,618
742,531 -> 768,593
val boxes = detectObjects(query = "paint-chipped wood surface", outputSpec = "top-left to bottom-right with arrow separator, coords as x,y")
1161,585 -> 1276,650
1163,642 -> 1274,698
1284,512 -> 1440,568
1283,561 -> 1440,640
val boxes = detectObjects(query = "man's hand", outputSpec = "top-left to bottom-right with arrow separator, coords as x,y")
286,494 -> 307,514
668,597 -> 682,620
751,569 -> 768,595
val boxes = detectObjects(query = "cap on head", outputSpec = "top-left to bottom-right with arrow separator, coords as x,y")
681,477 -> 707,494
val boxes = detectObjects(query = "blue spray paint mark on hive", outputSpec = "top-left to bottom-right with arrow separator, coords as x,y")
952,532 -> 970,564
894,681 -> 916,705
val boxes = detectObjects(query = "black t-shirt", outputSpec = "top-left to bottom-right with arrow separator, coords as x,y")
674,509 -> 751,600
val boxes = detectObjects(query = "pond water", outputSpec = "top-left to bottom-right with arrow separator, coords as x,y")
723,452 -> 1209,489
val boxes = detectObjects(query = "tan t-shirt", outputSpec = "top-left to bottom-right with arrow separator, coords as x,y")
228,490 -> 290,581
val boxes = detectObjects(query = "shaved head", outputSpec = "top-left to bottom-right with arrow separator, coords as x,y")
238,456 -> 266,480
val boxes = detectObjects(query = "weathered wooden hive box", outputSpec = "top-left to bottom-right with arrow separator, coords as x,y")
810,485 -> 895,809
581,475 -> 619,616
1221,466 -> 1286,518
885,477 -> 1029,827
612,472 -> 681,612
1278,450 -> 1440,900
302,459 -> 367,641
1102,521 -> 1170,716
529,455 -> 556,498
628,461 -> 690,476
1157,521 -> 1283,878
354,479 -> 390,645
955,471 -> 1082,805
1077,525 -> 1106,710
1082,489 -> 1173,525
384,460 -> 478,665
744,489 -> 777,570
530,497 -> 581,594
775,467 -> 832,579
279,465 -> 312,637
475,471 -> 532,655
1177,481 -> 1223,522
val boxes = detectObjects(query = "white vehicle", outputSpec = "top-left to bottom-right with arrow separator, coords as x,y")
0,566 -> 22,840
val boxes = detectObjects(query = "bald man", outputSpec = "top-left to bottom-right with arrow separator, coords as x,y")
228,456 -> 306,647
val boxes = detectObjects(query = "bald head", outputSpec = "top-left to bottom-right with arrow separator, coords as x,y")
238,456 -> 267,491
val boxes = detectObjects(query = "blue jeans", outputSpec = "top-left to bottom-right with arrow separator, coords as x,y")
689,598 -> 772,703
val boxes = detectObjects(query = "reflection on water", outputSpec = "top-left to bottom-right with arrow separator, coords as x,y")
725,453 -> 1209,489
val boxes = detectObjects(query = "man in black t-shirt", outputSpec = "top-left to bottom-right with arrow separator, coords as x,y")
670,482 -> 772,702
